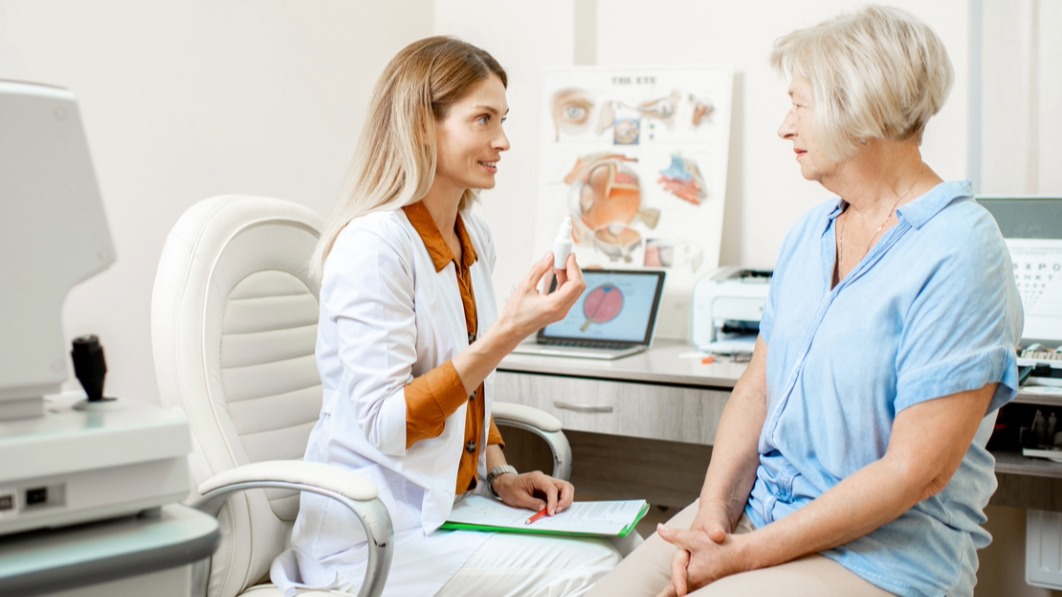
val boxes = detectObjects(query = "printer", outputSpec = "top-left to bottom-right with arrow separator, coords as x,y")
691,266 -> 772,351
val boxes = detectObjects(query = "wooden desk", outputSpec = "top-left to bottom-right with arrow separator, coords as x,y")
497,339 -> 1062,512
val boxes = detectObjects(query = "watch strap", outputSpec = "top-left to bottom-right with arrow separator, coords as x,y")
486,464 -> 518,497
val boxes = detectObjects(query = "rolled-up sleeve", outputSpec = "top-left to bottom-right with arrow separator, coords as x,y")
488,417 -> 504,447
405,360 -> 468,448
895,219 -> 1023,414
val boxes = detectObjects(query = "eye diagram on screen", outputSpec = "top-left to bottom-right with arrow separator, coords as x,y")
580,283 -> 624,332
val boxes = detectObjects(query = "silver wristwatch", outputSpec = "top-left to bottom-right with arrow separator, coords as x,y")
486,464 -> 518,497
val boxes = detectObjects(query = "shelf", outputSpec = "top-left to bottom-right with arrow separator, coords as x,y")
1015,386 -> 1062,408
993,450 -> 1062,479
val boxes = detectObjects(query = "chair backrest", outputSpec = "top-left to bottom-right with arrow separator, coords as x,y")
152,195 -> 324,597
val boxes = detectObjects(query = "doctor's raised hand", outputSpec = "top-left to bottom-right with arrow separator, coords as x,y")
497,251 -> 586,351
270,35 -> 620,597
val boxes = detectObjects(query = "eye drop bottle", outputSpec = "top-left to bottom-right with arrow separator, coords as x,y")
553,216 -> 573,269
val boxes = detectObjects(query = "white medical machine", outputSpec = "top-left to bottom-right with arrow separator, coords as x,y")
0,80 -> 191,537
690,266 -> 772,351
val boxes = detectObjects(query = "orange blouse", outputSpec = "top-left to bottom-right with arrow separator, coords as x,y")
400,202 -> 504,494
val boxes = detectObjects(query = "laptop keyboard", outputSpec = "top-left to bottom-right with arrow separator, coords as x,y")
548,339 -> 634,350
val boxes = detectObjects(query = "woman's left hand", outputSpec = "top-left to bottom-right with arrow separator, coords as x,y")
654,525 -> 747,596
491,470 -> 574,515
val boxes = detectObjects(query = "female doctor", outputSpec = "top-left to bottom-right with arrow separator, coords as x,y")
271,36 -> 622,596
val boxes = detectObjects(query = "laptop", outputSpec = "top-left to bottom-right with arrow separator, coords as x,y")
511,269 -> 666,360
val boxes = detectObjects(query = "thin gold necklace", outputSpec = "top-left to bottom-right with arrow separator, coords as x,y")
839,162 -> 923,265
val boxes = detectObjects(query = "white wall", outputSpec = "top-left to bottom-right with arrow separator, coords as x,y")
978,0 -> 1062,195
0,0 -> 433,404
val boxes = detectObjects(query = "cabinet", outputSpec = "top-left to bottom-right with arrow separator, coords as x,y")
496,371 -> 728,445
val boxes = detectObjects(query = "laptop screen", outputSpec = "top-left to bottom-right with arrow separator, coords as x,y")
539,269 -> 666,344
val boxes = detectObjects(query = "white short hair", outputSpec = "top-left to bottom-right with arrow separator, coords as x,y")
771,5 -> 953,161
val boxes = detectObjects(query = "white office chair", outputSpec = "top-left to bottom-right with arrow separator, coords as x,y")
151,195 -> 572,597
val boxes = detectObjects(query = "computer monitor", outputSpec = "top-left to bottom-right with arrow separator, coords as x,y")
0,80 -> 115,419
979,196 -> 1062,345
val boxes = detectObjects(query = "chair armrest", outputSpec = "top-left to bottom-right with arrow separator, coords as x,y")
191,460 -> 393,597
493,402 -> 572,481
492,401 -> 562,432
197,460 -> 379,501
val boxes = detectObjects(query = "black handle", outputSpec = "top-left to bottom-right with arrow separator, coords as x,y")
71,335 -> 107,402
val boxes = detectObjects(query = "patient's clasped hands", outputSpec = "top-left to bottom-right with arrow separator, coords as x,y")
655,501 -> 750,597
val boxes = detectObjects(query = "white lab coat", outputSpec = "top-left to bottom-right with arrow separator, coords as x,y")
272,207 -> 500,596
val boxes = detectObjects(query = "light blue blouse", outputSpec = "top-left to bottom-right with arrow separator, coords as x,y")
749,181 -> 1023,597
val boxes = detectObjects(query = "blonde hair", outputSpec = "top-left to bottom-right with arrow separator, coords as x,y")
311,36 -> 507,279
770,5 -> 953,162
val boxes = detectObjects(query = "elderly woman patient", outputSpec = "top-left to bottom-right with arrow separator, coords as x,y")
590,5 -> 1023,597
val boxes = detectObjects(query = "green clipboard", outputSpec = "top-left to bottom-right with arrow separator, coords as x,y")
440,497 -> 650,538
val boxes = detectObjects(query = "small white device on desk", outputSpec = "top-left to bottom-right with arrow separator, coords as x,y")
691,266 -> 772,351
0,80 -> 192,540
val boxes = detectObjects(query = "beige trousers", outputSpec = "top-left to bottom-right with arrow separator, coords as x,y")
588,501 -> 895,597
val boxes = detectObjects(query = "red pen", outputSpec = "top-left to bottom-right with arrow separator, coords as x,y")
525,507 -> 549,525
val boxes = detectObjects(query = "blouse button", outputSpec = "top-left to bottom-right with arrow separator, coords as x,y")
465,440 -> 477,454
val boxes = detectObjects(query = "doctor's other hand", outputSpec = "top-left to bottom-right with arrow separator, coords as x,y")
497,252 -> 585,342
490,470 -> 574,516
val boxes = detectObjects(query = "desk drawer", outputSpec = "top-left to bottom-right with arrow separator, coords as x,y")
494,371 -> 729,445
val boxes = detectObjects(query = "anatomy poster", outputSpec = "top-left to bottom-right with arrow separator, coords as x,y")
536,66 -> 733,337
